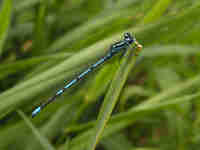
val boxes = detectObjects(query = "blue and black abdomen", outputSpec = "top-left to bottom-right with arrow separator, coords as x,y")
31,32 -> 139,118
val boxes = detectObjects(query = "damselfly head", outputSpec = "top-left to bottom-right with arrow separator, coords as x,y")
124,32 -> 134,44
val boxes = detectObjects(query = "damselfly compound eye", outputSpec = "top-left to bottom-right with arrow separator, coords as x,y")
124,32 -> 134,44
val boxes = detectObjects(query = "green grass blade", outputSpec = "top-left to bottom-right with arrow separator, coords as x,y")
0,0 -> 13,55
17,110 -> 55,150
0,34 -> 120,118
0,52 -> 72,79
15,0 -> 40,12
86,43 -> 140,150
70,93 -> 199,150
33,0 -> 49,54
142,0 -> 174,24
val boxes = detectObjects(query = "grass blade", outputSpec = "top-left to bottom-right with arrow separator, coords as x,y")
86,41 -> 141,150
0,0 -> 13,55
17,110 -> 55,150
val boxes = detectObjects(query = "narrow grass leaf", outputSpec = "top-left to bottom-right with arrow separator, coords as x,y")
0,53 -> 72,79
142,0 -> 174,24
0,0 -> 13,55
0,34 -> 120,118
86,43 -> 140,150
137,74 -> 200,106
17,110 -> 55,150
70,93 -> 200,150
33,0 -> 49,54
15,0 -> 40,12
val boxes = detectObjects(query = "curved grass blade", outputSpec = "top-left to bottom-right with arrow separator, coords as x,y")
70,93 -> 200,150
0,52 -> 72,80
86,42 -> 141,150
0,0 -> 13,55
142,0 -> 174,24
0,37 -> 113,118
17,110 -> 55,150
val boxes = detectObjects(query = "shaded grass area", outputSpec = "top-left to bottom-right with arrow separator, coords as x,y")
0,0 -> 200,150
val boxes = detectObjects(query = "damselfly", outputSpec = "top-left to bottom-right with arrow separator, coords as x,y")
32,32 -> 142,118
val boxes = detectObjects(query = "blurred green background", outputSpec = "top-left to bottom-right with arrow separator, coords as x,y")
0,0 -> 200,150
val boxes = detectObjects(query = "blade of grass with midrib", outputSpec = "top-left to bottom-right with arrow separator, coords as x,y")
86,43 -> 139,150
0,0 -> 13,55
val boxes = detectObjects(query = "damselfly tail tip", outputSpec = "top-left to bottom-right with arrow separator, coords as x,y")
32,106 -> 41,118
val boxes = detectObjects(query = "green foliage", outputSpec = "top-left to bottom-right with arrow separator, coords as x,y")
0,0 -> 200,150
0,0 -> 13,55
